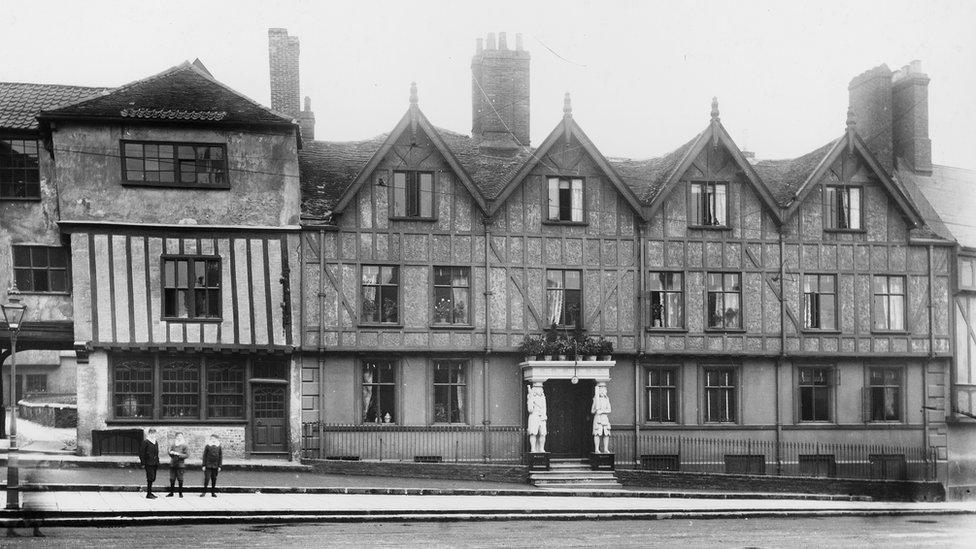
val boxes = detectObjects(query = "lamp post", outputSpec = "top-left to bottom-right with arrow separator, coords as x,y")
2,295 -> 27,510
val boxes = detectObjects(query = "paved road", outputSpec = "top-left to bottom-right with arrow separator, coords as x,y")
4,516 -> 975,548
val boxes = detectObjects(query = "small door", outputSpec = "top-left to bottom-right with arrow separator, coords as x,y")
543,379 -> 595,458
251,384 -> 287,453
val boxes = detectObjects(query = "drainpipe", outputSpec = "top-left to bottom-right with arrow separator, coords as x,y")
776,229 -> 786,475
634,219 -> 645,465
924,244 -> 936,471
483,217 -> 492,462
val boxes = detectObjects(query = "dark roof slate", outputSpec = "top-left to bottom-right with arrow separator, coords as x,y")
753,139 -> 839,206
40,62 -> 294,127
607,133 -> 702,204
0,82 -> 110,130
298,134 -> 387,218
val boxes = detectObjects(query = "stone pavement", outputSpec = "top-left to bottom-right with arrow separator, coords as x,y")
0,490 -> 973,526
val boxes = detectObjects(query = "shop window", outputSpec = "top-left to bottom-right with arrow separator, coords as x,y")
161,357 -> 200,419
206,359 -> 245,419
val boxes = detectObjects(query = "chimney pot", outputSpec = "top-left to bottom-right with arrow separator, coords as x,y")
304,96 -> 312,111
486,32 -> 496,50
516,33 -> 523,51
499,32 -> 508,50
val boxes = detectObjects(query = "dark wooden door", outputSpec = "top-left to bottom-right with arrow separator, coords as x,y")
543,379 -> 594,457
252,384 -> 287,453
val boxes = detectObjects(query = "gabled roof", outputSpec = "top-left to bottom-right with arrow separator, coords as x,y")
753,139 -> 839,206
488,110 -> 646,219
38,61 -> 295,129
608,133 -> 702,204
779,130 -> 924,228
330,99 -> 491,215
906,164 -> 976,246
0,82 -> 110,131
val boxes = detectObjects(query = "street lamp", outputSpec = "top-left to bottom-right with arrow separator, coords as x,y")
2,295 -> 27,510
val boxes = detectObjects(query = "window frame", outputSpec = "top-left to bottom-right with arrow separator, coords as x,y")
11,244 -> 70,295
647,271 -> 685,331
701,365 -> 738,424
160,255 -> 223,322
687,180 -> 730,229
431,266 -> 473,328
871,274 -> 908,333
360,359 -> 398,425
431,359 -> 469,425
0,135 -> 42,200
823,184 -> 864,232
108,353 -> 250,423
25,373 -> 48,394
360,264 -> 401,326
545,268 -> 583,329
644,365 -> 679,423
802,274 -> 839,332
796,365 -> 835,423
866,366 -> 904,423
545,176 -> 586,225
705,272 -> 743,331
119,140 -> 230,189
389,170 -> 437,220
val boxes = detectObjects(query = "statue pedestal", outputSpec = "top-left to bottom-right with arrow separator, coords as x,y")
527,452 -> 551,471
589,452 -> 615,471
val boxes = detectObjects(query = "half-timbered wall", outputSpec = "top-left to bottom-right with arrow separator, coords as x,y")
954,252 -> 976,414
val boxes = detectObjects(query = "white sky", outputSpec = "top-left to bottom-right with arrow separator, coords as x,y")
3,0 -> 974,168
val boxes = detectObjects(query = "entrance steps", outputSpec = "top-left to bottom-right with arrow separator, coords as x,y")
530,458 -> 623,490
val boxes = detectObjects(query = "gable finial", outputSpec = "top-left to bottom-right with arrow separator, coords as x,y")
710,96 -> 720,122
409,82 -> 418,106
563,92 -> 573,119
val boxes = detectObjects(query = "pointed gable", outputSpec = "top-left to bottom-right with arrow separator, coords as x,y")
490,111 -> 645,219
38,61 -> 294,128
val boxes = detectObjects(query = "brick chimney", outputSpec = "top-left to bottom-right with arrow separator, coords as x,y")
892,60 -> 932,174
848,64 -> 894,171
268,28 -> 301,119
471,32 -> 531,148
299,96 -> 315,140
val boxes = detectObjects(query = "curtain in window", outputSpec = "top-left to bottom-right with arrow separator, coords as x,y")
848,188 -> 861,229
455,369 -> 465,421
838,188 -> 850,228
362,368 -> 375,422
713,184 -> 727,225
547,178 -> 560,220
547,277 -> 564,325
571,179 -> 583,222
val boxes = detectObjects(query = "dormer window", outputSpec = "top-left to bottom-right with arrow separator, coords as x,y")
391,170 -> 434,219
547,177 -> 584,223
121,141 -> 228,188
689,182 -> 728,227
825,185 -> 862,230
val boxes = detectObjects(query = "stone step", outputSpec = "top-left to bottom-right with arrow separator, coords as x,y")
531,475 -> 619,483
536,484 -> 624,490
530,472 -> 618,480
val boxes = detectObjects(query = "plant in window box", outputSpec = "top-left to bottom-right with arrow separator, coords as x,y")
595,337 -> 614,360
433,298 -> 453,324
362,298 -> 377,321
453,301 -> 466,324
518,335 -> 545,361
382,298 -> 398,323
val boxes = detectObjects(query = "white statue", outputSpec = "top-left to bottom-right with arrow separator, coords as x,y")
591,383 -> 612,454
526,383 -> 548,453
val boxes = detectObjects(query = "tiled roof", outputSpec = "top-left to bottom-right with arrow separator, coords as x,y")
40,61 -> 294,127
608,133 -> 703,204
753,139 -> 839,206
299,134 -> 388,219
435,127 -> 535,200
0,82 -> 110,130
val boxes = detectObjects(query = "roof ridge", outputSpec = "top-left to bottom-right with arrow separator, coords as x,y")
183,61 -> 295,123
0,81 -> 110,90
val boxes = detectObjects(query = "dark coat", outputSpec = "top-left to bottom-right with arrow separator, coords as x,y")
168,443 -> 189,468
139,439 -> 160,467
202,444 -> 223,468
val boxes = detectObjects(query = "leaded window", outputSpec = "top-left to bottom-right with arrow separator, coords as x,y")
12,245 -> 69,293
361,265 -> 399,324
114,356 -> 154,419
392,170 -> 434,218
433,361 -> 467,423
648,272 -> 683,329
161,357 -> 200,419
432,266 -> 470,325
162,256 -> 221,320
362,360 -> 396,423
122,141 -> 227,187
690,182 -> 728,227
206,359 -> 245,419
0,137 -> 40,199
706,273 -> 741,329
547,177 -> 584,222
546,269 -> 582,328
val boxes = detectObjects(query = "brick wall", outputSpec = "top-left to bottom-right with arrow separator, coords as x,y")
471,32 -> 530,146
849,64 -> 893,171
269,28 -> 300,119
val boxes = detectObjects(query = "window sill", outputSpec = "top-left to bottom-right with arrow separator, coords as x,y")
688,225 -> 732,231
645,327 -> 687,333
865,420 -> 906,425
107,419 -> 247,425
358,324 -> 404,329
429,324 -> 476,331
388,216 -> 438,222
121,181 -> 231,190
871,330 -> 910,336
11,291 -> 71,297
162,317 -> 223,324
542,220 -> 588,227
823,228 -> 866,234
0,196 -> 42,202
642,421 -> 679,426
801,329 -> 842,335
702,421 -> 739,425
704,328 -> 746,333
796,420 -> 836,425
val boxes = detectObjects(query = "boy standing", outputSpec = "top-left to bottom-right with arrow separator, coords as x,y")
139,428 -> 160,499
200,434 -> 223,497
166,432 -> 189,497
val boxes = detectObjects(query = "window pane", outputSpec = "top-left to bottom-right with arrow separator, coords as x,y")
821,295 -> 836,330
452,288 -> 469,323
49,269 -> 67,292
713,183 -> 727,225
547,178 -> 560,220
13,246 -> 30,266
434,266 -> 451,286
32,269 -> 49,292
419,173 -> 433,217
564,270 -> 581,290
164,260 -> 175,287
849,188 -> 861,229
690,183 -> 702,224
31,247 -> 48,267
